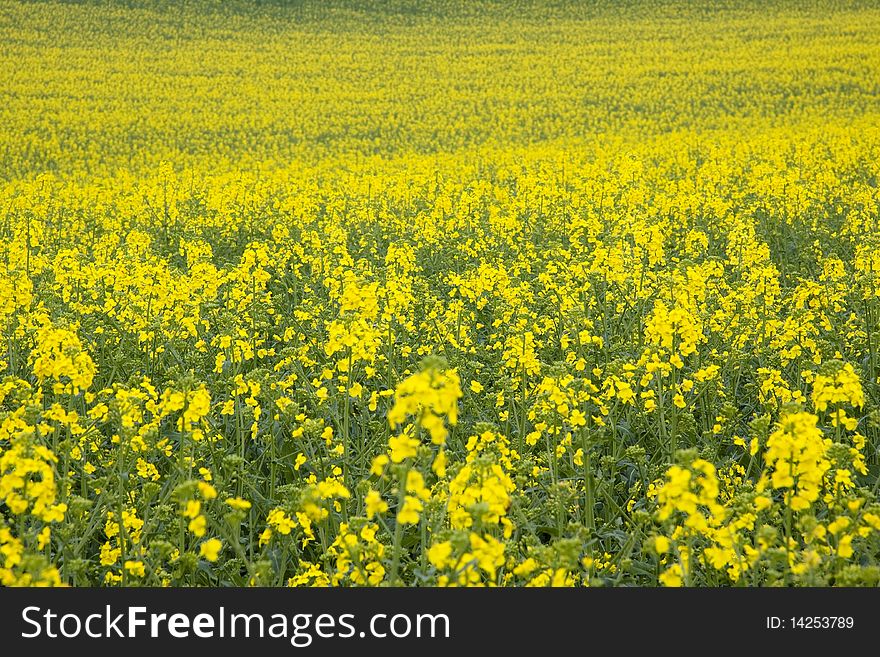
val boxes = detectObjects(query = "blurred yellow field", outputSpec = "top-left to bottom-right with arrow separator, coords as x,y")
3,0 -> 880,586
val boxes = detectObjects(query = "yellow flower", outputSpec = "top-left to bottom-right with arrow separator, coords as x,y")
371,454 -> 389,475
659,564 -> 684,587
388,434 -> 420,463
225,497 -> 252,511
432,449 -> 447,477
365,490 -> 388,519
200,538 -> 222,562
188,515 -> 207,537
197,481 -> 217,500
124,560 -> 146,577
406,470 -> 430,500
427,541 -> 453,569
267,509 -> 295,535
396,496 -> 423,525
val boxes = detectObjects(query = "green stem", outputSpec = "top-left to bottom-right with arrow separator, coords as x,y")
389,466 -> 409,586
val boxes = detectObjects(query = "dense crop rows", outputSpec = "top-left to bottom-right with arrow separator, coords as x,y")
3,0 -> 880,586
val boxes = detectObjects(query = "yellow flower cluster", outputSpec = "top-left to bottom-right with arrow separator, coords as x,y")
759,412 -> 831,512
31,325 -> 97,395
811,361 -> 865,413
387,363 -> 463,445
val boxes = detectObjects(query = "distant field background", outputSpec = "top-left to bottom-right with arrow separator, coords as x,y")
3,0 -> 879,173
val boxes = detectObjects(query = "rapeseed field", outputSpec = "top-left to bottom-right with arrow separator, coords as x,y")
3,0 -> 880,586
